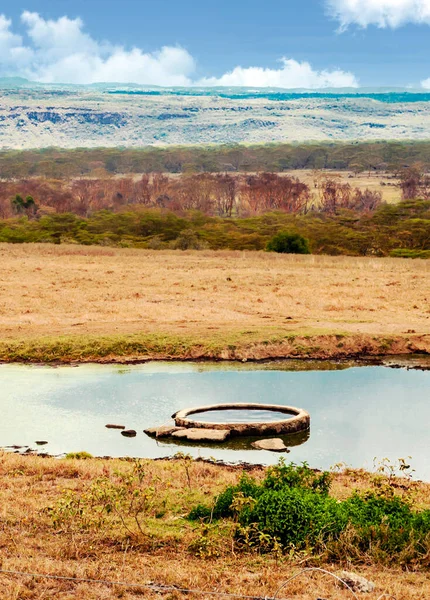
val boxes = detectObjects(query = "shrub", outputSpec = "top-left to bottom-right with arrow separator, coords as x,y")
65,451 -> 93,460
189,461 -> 430,566
390,248 -> 430,259
171,229 -> 208,250
266,231 -> 310,254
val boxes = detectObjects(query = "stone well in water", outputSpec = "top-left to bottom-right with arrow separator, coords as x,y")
172,403 -> 310,438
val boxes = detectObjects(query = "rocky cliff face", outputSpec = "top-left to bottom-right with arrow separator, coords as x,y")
0,86 -> 429,148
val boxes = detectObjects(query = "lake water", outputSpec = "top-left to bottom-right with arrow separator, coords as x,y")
185,408 -> 296,423
1,362 -> 429,480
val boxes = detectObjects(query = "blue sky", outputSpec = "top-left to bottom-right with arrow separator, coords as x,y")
0,0 -> 429,88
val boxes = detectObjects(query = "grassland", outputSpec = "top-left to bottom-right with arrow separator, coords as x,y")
0,244 -> 428,362
0,452 -> 429,600
291,169 -> 401,204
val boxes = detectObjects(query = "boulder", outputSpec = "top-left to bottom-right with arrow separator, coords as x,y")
121,430 -> 137,438
338,571 -> 375,593
171,428 -> 230,442
35,441 -> 48,446
251,438 -> 290,452
105,424 -> 125,430
144,425 -> 186,438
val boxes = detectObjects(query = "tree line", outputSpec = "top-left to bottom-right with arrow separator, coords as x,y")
0,172 -> 383,220
0,141 -> 430,177
0,199 -> 428,259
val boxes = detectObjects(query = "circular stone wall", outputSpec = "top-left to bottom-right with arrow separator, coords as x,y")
173,403 -> 310,437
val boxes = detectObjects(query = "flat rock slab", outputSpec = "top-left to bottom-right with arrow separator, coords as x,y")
144,425 -> 186,438
105,424 -> 125,430
251,438 -> 290,452
172,428 -> 230,442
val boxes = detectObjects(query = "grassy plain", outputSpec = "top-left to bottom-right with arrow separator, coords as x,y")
0,453 -> 429,600
0,244 -> 429,362
289,169 -> 401,204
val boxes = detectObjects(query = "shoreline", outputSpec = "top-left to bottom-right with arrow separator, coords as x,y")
1,332 -> 429,367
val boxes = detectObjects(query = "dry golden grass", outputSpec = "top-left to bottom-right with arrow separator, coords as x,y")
0,452 -> 429,600
154,169 -> 402,204
0,244 -> 429,361
291,170 -> 401,204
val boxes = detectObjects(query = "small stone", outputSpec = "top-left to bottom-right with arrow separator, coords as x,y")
338,571 -> 375,593
35,441 -> 48,446
105,424 -> 125,430
121,430 -> 137,438
251,438 -> 290,452
172,428 -> 230,442
144,425 -> 186,438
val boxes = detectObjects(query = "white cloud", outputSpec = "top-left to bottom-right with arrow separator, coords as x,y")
0,12 -> 195,85
0,12 -> 358,88
421,77 -> 430,88
199,58 -> 358,88
326,0 -> 430,30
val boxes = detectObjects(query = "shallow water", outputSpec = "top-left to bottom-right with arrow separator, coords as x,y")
0,362 -> 429,479
185,408 -> 296,424
108,90 -> 430,103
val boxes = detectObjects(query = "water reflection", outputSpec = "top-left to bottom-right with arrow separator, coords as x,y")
153,429 -> 310,452
0,361 -> 429,480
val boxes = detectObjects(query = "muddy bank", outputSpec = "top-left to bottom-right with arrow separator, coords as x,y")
0,332 -> 429,367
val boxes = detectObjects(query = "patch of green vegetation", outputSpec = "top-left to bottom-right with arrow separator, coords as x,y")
266,231 -> 310,254
390,248 -> 430,259
2,142 -> 430,176
0,199 -> 428,256
0,332 -> 213,362
189,460 -> 430,567
65,451 -> 93,460
0,330 -> 371,362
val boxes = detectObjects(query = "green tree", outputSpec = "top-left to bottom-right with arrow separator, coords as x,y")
266,231 -> 310,254
11,194 -> 37,217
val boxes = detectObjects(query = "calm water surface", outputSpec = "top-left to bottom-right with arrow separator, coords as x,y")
1,362 -> 429,479
188,409 -> 295,423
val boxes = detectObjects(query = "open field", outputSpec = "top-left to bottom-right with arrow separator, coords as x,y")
0,452 -> 429,600
121,169 -> 401,204
288,169 -> 401,204
0,244 -> 428,362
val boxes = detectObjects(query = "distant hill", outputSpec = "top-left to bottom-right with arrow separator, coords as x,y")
0,83 -> 430,148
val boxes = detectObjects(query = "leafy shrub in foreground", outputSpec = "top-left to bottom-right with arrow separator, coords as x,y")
189,461 -> 430,567
266,231 -> 310,254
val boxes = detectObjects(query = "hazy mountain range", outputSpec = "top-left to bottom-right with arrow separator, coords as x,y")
1,79 -> 430,149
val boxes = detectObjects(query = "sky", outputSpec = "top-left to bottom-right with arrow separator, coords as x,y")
0,0 -> 430,88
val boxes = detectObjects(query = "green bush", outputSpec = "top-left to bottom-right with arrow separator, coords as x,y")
389,248 -> 430,259
65,451 -> 93,460
266,231 -> 311,254
189,460 -> 430,566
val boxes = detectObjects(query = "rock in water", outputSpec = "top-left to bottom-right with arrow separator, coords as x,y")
121,430 -> 137,438
144,425 -> 186,438
251,438 -> 290,452
105,424 -> 125,430
338,571 -> 375,593
171,428 -> 230,442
